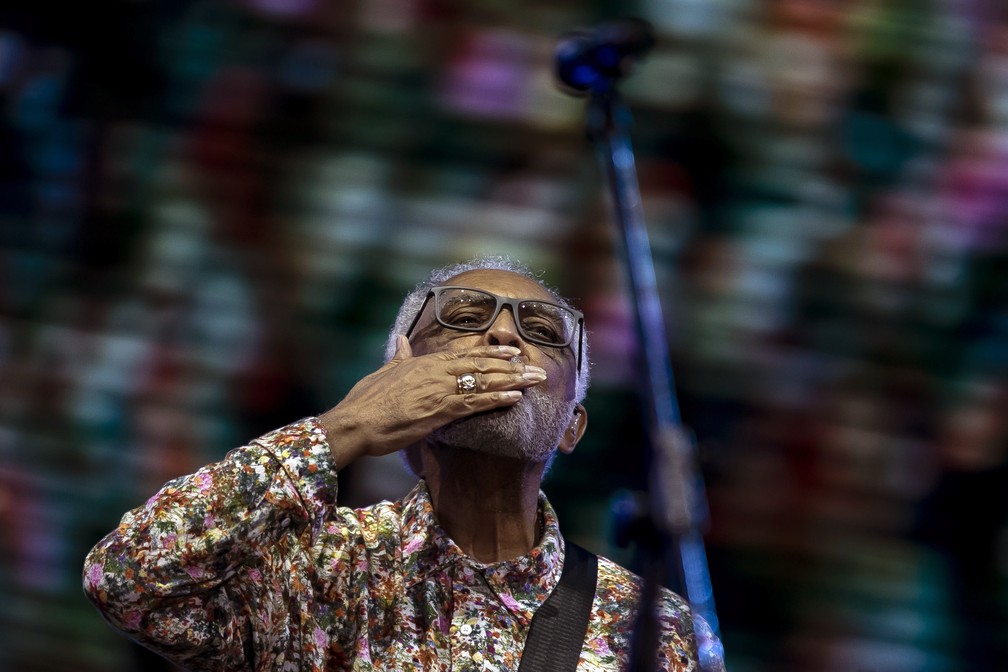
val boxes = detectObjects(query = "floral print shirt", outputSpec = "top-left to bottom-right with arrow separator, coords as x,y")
83,418 -> 708,671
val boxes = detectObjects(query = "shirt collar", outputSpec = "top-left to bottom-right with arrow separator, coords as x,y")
399,480 -> 566,625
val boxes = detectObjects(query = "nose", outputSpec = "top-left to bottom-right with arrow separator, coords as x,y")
482,305 -> 524,350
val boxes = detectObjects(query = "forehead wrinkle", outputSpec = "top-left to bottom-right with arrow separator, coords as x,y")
445,269 -> 559,304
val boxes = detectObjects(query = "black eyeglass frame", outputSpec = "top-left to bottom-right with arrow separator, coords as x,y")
404,286 -> 584,373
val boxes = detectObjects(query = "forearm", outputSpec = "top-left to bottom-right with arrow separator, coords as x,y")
82,418 -> 339,659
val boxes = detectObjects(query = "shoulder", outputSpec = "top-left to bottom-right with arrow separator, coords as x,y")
584,555 -> 699,671
595,555 -> 692,624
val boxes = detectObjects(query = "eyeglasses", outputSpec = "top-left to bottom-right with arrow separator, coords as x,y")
405,286 -> 584,371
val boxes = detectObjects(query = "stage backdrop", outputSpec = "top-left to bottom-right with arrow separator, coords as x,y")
1,1 -> 1006,670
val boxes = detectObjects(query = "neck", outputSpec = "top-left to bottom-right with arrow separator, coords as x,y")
419,443 -> 546,563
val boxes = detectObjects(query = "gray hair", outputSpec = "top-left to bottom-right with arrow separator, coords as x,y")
385,255 -> 591,404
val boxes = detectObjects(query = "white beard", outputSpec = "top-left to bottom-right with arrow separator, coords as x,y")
431,385 -> 574,463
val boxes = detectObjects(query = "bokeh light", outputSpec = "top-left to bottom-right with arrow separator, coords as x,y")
1,1 -> 1006,670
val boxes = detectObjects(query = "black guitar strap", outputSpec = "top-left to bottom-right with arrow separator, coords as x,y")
517,538 -> 598,672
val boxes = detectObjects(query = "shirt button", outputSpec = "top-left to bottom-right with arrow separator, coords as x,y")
460,624 -> 473,636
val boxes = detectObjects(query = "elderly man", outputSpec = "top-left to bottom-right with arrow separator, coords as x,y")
83,256 -> 713,671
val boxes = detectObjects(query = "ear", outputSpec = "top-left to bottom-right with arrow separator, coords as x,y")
558,404 -> 587,455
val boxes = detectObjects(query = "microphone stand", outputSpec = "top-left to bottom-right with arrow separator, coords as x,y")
568,46 -> 723,672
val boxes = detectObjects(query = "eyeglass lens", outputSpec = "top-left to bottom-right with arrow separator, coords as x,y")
436,288 -> 576,346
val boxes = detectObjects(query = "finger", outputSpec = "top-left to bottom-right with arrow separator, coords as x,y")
466,370 -> 547,393
440,345 -> 522,362
446,358 -> 538,377
444,389 -> 525,416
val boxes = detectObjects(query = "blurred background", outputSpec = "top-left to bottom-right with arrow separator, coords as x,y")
1,0 -> 1007,670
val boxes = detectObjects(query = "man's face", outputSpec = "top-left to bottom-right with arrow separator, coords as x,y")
408,269 -> 580,462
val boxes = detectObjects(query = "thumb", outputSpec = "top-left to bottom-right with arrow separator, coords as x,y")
391,334 -> 412,363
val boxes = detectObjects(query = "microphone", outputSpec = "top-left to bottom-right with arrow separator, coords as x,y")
554,18 -> 655,95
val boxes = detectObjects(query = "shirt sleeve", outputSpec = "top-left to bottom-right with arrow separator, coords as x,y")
691,612 -> 726,672
82,417 -> 342,672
